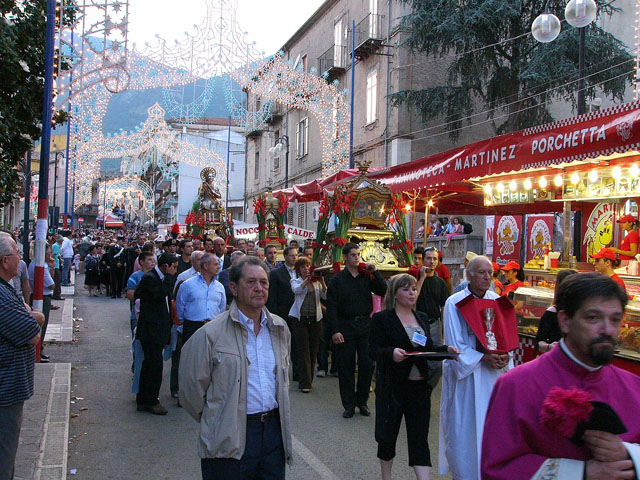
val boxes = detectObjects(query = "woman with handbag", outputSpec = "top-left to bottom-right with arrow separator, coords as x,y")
289,256 -> 326,393
370,274 -> 458,480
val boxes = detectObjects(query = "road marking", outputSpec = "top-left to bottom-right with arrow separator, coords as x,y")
292,435 -> 340,480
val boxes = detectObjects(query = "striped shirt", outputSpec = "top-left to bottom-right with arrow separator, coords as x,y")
0,278 -> 40,406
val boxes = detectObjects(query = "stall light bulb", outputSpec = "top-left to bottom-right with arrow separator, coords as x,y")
509,180 -> 517,192
613,166 -> 622,180
427,200 -> 434,208
631,164 -> 640,177
554,174 -> 563,187
571,172 -> 580,185
484,184 -> 492,195
539,176 -> 547,189
524,178 -> 532,190
589,170 -> 598,183
496,182 -> 505,193
405,203 -> 411,212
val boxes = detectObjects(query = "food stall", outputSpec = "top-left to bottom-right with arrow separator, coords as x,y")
359,100 -> 640,373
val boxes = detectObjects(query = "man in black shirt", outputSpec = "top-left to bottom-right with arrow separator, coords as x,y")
326,243 -> 387,418
177,239 -> 193,274
416,246 -> 449,389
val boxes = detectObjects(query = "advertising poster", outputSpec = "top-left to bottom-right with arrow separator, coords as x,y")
485,215 -> 495,258
581,202 -> 616,261
526,215 -> 553,262
493,215 -> 522,265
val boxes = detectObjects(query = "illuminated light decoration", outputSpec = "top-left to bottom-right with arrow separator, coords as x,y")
74,103 -> 226,206
631,164 -> 640,177
635,0 -> 640,100
509,179 -> 517,191
404,203 -> 412,212
427,200 -> 434,208
99,176 -> 155,219
161,77 -> 217,125
554,174 -> 563,187
589,169 -> 598,182
612,166 -> 622,180
524,178 -> 532,190
539,176 -> 548,189
496,181 -> 505,193
223,74 -> 275,131
484,184 -> 492,195
232,52 -> 350,174
571,171 -> 580,184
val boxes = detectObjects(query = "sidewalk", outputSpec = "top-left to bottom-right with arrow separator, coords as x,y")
14,363 -> 71,480
46,270 -> 75,344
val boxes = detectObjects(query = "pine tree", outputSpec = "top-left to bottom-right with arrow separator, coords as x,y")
391,0 -> 633,140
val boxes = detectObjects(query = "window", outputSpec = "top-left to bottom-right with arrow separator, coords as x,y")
296,117 -> 309,159
334,18 -> 345,67
231,162 -> 235,172
366,70 -> 377,124
297,203 -> 306,227
273,130 -> 280,170
301,54 -> 307,72
369,0 -> 379,37
254,151 -> 260,180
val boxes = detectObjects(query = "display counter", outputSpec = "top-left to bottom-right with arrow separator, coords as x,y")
512,281 -> 640,375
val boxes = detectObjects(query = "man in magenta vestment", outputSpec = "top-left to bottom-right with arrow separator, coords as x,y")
482,273 -> 640,480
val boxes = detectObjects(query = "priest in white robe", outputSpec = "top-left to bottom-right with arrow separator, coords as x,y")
439,255 -> 514,480
482,273 -> 640,480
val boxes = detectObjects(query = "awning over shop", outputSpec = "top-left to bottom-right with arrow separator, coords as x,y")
367,101 -> 640,192
96,214 -> 124,228
275,169 -> 361,202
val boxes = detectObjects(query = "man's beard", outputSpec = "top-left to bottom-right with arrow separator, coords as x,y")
588,335 -> 616,365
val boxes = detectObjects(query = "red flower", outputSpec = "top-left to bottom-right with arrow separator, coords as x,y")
541,387 -> 593,438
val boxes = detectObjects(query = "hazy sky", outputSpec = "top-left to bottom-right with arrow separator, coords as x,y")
126,0 -> 326,57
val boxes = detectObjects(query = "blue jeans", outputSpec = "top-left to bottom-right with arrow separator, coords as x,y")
62,257 -> 72,285
201,413 -> 285,480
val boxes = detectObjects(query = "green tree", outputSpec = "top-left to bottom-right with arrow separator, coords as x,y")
391,0 -> 633,140
0,0 -> 69,207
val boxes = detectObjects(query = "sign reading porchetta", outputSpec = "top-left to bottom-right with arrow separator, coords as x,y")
368,102 -> 640,192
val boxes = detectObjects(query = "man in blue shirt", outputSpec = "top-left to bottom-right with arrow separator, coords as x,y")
0,233 -> 43,480
176,253 -> 226,345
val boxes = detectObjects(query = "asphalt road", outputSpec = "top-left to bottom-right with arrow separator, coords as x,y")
51,277 -> 452,480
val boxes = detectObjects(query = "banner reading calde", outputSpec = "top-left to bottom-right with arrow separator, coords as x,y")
526,215 -> 553,262
493,215 -> 522,266
368,102 -> 640,192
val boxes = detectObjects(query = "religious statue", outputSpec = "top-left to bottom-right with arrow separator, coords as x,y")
198,167 -> 223,211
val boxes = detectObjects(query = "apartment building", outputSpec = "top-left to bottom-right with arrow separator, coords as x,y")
244,0 -> 636,232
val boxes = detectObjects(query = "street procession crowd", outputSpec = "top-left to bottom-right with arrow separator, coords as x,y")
1,224 -> 640,480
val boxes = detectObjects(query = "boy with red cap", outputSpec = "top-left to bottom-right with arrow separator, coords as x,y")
501,261 -> 524,298
591,247 -> 626,291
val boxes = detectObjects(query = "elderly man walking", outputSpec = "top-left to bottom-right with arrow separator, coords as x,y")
0,232 -> 44,480
179,256 -> 292,479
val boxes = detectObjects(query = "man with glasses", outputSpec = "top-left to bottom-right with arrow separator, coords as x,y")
0,232 -> 44,479
416,247 -> 450,389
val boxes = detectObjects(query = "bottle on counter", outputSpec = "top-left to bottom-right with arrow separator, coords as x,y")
570,256 -> 577,270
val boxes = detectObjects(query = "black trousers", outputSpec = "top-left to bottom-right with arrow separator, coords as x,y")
291,316 -> 322,390
170,332 -> 182,396
335,317 -> 374,410
137,341 -> 164,406
182,320 -> 206,346
201,413 -> 285,480
53,268 -> 62,299
377,379 -> 432,467
111,266 -> 124,296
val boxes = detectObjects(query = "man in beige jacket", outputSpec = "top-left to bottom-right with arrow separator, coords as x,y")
179,256 -> 292,479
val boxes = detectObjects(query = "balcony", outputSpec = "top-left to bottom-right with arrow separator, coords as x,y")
318,45 -> 348,83
353,13 -> 385,59
266,104 -> 285,125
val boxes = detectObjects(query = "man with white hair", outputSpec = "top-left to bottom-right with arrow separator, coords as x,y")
0,232 -> 44,479
174,250 -> 204,296
439,255 -> 513,480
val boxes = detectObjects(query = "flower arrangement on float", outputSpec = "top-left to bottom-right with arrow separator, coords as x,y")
311,194 -> 332,271
253,195 -> 267,247
273,192 -> 289,247
387,193 -> 414,267
185,208 -> 206,239
331,185 -> 360,273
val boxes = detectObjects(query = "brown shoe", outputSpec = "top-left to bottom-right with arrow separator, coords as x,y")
137,404 -> 168,415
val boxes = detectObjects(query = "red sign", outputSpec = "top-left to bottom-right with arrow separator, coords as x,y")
526,215 -> 553,262
493,215 -> 522,266
78,217 -> 84,223
580,202 -> 615,261
368,101 -> 640,192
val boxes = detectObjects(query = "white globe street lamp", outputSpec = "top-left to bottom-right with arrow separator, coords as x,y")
531,11 -> 562,43
565,0 -> 597,28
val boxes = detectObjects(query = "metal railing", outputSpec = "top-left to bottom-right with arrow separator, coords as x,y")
354,13 -> 385,48
318,44 -> 348,75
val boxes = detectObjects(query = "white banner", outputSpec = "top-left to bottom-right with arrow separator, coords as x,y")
234,224 -> 316,239
485,215 -> 495,258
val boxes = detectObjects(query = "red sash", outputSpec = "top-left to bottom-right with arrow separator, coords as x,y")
455,294 -> 519,353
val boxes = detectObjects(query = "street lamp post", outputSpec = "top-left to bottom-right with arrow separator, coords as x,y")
532,0 -> 597,115
269,135 -> 290,189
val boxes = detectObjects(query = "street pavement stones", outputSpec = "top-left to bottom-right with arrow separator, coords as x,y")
14,363 -> 71,480
42,273 -> 452,479
61,270 -> 75,297
45,298 -> 74,344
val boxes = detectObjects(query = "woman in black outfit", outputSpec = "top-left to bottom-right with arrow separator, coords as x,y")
534,269 -> 578,353
370,274 -> 458,480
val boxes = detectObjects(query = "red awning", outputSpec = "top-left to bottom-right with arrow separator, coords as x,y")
367,101 -> 640,192
274,169 -> 361,202
96,214 -> 124,228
